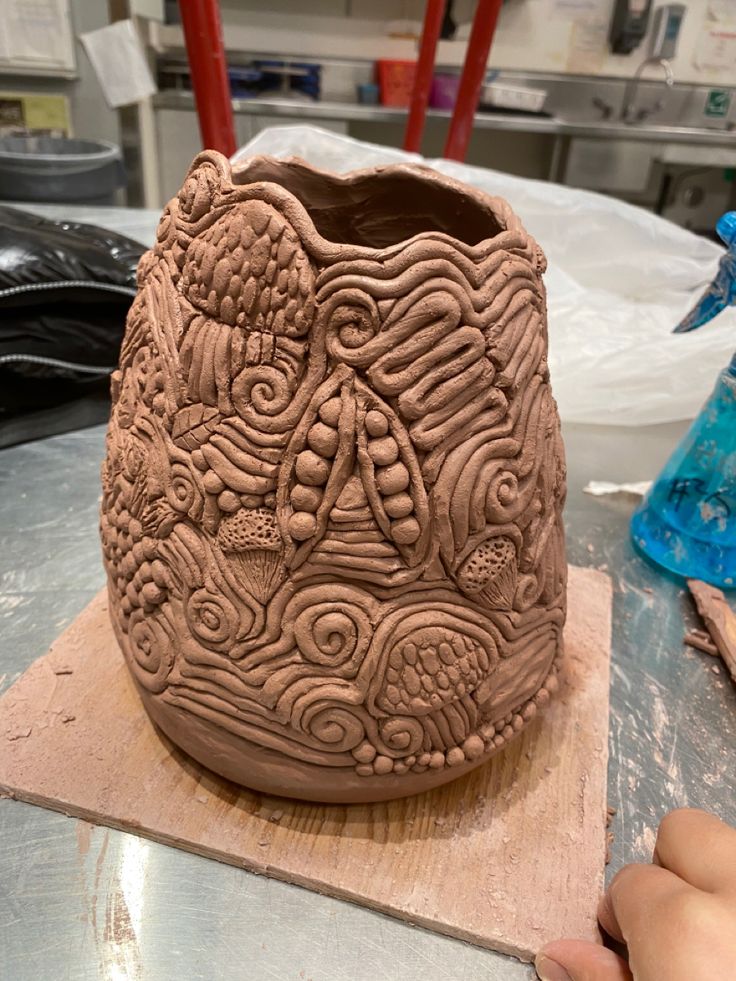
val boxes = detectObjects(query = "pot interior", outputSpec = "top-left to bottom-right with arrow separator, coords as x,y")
233,157 -> 503,249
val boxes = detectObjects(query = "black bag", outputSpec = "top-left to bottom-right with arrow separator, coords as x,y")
0,206 -> 144,447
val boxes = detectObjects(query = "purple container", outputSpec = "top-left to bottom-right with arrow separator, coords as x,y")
430,73 -> 460,109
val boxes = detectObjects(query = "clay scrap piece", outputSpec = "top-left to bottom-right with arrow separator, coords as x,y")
687,579 -> 736,684
683,629 -> 719,657
100,152 -> 567,803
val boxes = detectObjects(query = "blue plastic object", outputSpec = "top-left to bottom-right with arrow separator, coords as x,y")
631,212 -> 736,588
673,212 -> 736,334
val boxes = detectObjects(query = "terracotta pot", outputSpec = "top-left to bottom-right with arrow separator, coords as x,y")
100,152 -> 567,803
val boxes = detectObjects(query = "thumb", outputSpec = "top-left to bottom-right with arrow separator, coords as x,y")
535,940 -> 633,981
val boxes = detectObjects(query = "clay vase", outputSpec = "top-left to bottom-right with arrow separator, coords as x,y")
100,151 -> 567,803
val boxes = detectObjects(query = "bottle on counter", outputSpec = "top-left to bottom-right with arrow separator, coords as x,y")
631,212 -> 736,588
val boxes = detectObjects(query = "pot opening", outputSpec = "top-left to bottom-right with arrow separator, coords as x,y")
233,158 -> 503,249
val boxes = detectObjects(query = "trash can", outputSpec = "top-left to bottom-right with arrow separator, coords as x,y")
0,136 -> 125,205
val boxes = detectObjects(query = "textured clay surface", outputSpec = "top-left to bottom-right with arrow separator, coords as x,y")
100,152 -> 567,802
0,567 -> 609,962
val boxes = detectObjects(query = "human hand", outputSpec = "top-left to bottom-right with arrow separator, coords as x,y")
535,808 -> 736,981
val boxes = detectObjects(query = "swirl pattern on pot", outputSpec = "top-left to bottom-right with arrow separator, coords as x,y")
100,152 -> 567,802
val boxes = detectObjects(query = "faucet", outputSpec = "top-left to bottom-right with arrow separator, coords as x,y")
621,57 -> 674,124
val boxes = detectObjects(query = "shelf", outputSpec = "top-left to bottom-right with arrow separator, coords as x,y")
153,91 -> 736,149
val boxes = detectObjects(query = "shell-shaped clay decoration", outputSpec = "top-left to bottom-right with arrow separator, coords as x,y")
455,533 -> 519,610
101,151 -> 566,803
216,506 -> 284,603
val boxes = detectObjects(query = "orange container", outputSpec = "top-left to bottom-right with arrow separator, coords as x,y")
376,60 -> 416,108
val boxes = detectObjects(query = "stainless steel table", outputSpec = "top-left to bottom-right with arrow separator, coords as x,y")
1,211 -> 735,981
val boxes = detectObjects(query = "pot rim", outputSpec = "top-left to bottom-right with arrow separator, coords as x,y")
180,150 -> 529,263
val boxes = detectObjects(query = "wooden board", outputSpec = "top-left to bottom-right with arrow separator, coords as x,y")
0,565 -> 611,963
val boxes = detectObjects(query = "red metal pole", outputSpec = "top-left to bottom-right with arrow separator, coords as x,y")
443,0 -> 503,162
404,0 -> 446,153
178,0 -> 236,157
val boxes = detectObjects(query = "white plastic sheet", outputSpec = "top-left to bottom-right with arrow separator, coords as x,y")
232,126 -> 734,426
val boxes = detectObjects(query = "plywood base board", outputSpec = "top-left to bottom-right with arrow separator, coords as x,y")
0,565 -> 611,962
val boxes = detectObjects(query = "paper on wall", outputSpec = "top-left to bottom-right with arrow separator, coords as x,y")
129,0 -> 165,19
707,0 -> 736,22
566,18 -> 609,72
0,92 -> 71,136
695,25 -> 736,70
558,0 -> 609,73
0,0 -> 75,72
553,0 -> 606,16
79,19 -> 156,109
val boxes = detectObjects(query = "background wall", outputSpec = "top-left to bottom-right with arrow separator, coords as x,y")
208,0 -> 736,86
480,0 -> 735,84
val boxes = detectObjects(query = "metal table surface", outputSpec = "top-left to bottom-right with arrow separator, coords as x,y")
1,210 -> 735,981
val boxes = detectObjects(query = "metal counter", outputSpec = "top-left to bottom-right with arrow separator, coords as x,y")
154,91 -> 736,150
1,209 -> 735,981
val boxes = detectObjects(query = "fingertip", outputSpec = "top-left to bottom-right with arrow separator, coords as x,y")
536,940 -> 632,981
597,887 -> 624,943
597,864 -> 645,943
660,806 -> 712,825
535,952 -> 572,981
655,807 -> 723,853
599,861 -> 668,941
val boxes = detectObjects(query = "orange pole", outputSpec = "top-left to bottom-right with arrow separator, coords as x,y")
443,0 -> 503,162
178,0 -> 236,156
404,0 -> 446,153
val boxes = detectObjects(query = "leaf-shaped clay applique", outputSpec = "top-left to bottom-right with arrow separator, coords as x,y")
276,364 -> 357,569
179,315 -> 234,414
354,379 -> 431,570
171,404 -> 222,450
